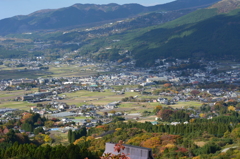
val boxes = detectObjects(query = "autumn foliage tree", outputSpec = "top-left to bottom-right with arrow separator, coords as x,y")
190,90 -> 200,96
163,83 -> 172,88
153,105 -> 163,114
228,106 -> 236,112
157,109 -> 189,122
157,109 -> 174,121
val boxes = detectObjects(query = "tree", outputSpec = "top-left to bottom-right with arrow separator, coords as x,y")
44,121 -> 54,128
5,129 -> 16,143
109,110 -> 116,114
157,109 -> 174,121
43,134 -> 52,143
37,104 -> 43,107
34,127 -> 45,135
190,90 -> 200,96
141,136 -> 161,149
163,83 -> 172,88
103,112 -> 108,117
68,129 -> 73,143
228,106 -> 236,112
199,113 -> 206,118
21,123 -> 33,132
230,127 -> 240,139
71,132 -> 76,143
153,105 -> 162,114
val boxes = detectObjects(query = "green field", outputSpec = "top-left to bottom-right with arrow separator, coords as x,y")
61,90 -> 140,106
0,89 -> 38,98
0,89 -> 39,110
0,64 -> 100,80
74,116 -> 88,119
48,65 -> 98,77
0,87 -> 203,116
0,101 -> 33,110
63,90 -> 115,98
169,101 -> 202,108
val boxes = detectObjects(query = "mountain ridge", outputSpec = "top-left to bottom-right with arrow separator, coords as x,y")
0,0 -> 221,35
209,0 -> 240,13
69,0 -> 240,67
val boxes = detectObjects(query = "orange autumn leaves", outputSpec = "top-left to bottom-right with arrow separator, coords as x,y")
141,136 -> 162,149
126,133 -> 183,153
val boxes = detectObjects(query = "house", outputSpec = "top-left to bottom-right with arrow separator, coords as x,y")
151,121 -> 158,125
22,95 -> 34,101
146,77 -> 167,82
9,80 -> 22,86
30,107 -> 39,112
157,98 -> 168,104
190,114 -> 200,118
103,142 -> 154,159
21,92 -> 52,101
105,101 -> 120,109
22,79 -> 35,84
170,122 -> 180,125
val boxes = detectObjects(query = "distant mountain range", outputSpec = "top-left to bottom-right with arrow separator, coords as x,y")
69,0 -> 240,67
1,0 -> 239,67
0,0 -> 220,35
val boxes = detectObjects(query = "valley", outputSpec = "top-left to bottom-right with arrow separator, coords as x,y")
0,0 -> 240,159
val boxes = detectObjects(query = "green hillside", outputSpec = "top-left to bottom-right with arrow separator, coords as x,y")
134,9 -> 240,66
85,7 -> 240,67
160,8 -> 218,28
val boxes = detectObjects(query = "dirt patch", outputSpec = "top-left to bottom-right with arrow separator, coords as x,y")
194,141 -> 207,147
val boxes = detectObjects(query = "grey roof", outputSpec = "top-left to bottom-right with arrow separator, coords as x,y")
104,142 -> 154,159
52,112 -> 77,117
0,108 -> 18,113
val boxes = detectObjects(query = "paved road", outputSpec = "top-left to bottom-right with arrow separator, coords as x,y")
221,146 -> 238,153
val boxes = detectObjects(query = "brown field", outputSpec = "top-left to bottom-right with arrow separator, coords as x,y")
194,141 -> 207,147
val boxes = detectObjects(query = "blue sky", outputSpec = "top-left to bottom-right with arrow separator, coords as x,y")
0,0 -> 175,20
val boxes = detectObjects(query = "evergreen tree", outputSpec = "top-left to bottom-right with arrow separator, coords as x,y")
71,132 -> 76,143
68,129 -> 72,143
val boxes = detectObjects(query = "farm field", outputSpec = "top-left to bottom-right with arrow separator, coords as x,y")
0,88 -> 203,122
0,64 -> 102,79
48,65 -> 98,78
0,70 -> 44,79
0,89 -> 38,100
168,101 -> 202,108
0,101 -> 33,111
0,89 -> 39,110
61,90 -> 140,106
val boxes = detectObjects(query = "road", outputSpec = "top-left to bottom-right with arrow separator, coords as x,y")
221,146 -> 238,153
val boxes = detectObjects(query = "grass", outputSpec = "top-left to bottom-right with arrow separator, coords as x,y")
112,85 -> 139,91
124,92 -> 140,96
0,87 -> 203,115
59,90 -> 161,115
0,89 -> 38,102
139,95 -> 160,99
50,131 -> 69,146
116,101 -> 158,115
48,65 -> 97,78
61,90 -> 142,106
0,89 -> 39,111
169,101 -> 202,108
0,101 -> 34,110
63,90 -> 115,98
0,94 -> 15,98
74,116 -> 88,119
0,70 -> 43,79
0,64 -> 100,80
